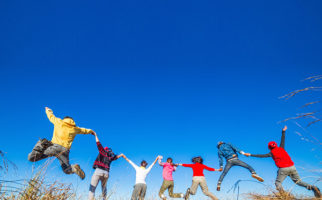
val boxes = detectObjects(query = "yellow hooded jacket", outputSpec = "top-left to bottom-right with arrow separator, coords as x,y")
46,108 -> 93,149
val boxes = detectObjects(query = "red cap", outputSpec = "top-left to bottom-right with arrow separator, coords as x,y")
104,147 -> 109,151
268,141 -> 277,150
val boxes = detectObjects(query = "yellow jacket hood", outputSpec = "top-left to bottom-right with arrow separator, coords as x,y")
62,118 -> 76,127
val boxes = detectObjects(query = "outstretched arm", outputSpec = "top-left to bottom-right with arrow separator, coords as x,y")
279,126 -> 287,149
228,143 -> 244,155
250,152 -> 272,158
45,107 -> 60,125
122,155 -> 139,170
203,164 -> 217,171
77,127 -> 94,135
147,156 -> 161,173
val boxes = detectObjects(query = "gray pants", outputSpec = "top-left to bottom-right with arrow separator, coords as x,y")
189,176 -> 218,200
276,166 -> 312,191
218,158 -> 255,184
28,139 -> 73,174
88,168 -> 109,200
131,183 -> 147,200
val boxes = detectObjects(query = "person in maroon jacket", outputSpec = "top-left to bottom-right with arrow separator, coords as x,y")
247,126 -> 321,198
179,156 -> 219,200
88,132 -> 123,200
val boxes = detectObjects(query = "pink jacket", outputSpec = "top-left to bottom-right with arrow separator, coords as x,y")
159,160 -> 176,181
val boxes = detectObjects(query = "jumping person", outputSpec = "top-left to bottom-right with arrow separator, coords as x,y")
122,154 -> 160,200
216,141 -> 263,191
158,156 -> 184,200
247,126 -> 321,198
88,132 -> 123,200
179,156 -> 219,200
28,107 -> 95,179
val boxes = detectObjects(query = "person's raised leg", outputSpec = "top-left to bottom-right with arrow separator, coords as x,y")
28,139 -> 52,162
199,177 -> 218,200
189,177 -> 200,195
217,162 -> 232,191
232,159 -> 264,182
168,181 -> 183,198
88,171 -> 100,200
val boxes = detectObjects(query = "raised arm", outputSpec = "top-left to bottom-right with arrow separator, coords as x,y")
147,156 -> 160,173
94,133 -> 107,156
122,155 -> 139,170
45,107 -> 60,125
279,126 -> 287,149
158,156 -> 165,166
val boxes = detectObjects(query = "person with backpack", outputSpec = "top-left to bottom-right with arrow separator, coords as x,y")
247,126 -> 321,198
216,141 -> 264,191
88,132 -> 123,200
28,107 -> 95,179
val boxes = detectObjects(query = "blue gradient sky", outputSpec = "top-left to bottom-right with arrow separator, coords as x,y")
1,0 -> 322,199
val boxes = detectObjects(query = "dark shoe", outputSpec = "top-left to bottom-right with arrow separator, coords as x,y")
312,186 -> 322,198
217,184 -> 221,191
252,173 -> 264,182
184,188 -> 190,200
72,164 -> 85,180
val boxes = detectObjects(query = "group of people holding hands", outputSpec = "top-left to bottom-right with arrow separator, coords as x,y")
27,107 -> 321,199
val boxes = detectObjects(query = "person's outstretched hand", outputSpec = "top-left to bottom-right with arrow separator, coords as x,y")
244,153 -> 251,157
218,167 -> 223,172
283,126 -> 287,132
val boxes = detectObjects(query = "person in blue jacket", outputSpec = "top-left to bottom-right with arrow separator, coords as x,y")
216,141 -> 264,191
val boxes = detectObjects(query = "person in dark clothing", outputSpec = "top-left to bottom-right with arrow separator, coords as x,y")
88,132 -> 123,200
247,126 -> 321,198
216,142 -> 264,191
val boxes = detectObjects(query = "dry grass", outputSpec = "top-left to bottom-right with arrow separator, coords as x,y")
247,191 -> 320,200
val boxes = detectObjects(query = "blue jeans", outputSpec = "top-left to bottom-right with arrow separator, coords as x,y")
218,158 -> 255,184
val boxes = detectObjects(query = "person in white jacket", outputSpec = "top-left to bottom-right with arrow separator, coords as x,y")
122,154 -> 160,200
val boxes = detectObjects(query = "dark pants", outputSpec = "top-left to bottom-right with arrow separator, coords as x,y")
28,139 -> 73,174
218,158 -> 255,184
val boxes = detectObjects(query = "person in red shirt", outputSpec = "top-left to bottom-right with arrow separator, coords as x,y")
247,126 -> 321,198
179,156 -> 219,200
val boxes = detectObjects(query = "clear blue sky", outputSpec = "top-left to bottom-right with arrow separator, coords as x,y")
0,0 -> 321,199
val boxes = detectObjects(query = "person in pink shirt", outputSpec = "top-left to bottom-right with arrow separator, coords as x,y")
158,156 -> 184,200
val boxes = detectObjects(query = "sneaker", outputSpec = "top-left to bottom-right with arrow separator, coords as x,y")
217,184 -> 221,191
252,173 -> 264,182
160,194 -> 167,200
72,164 -> 85,180
312,186 -> 322,198
184,188 -> 190,200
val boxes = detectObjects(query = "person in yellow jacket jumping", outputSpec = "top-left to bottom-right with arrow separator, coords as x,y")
28,107 -> 95,180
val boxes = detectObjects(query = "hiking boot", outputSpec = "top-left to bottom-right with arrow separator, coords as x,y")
312,186 -> 322,198
184,188 -> 190,200
217,184 -> 221,191
252,173 -> 264,182
72,164 -> 85,180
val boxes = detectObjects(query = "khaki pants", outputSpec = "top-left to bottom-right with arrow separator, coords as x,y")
189,176 -> 218,200
131,183 -> 147,200
159,180 -> 183,198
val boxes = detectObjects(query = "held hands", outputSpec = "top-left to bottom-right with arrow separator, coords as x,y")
244,153 -> 251,157
283,125 -> 287,132
218,167 -> 223,172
